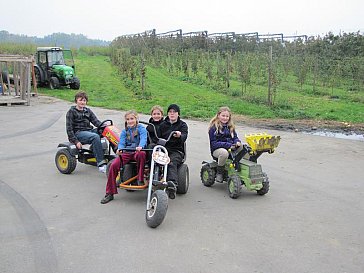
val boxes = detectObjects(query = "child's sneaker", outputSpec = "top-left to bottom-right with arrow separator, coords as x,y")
98,165 -> 107,173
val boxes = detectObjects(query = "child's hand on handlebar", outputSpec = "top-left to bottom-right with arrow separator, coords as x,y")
136,146 -> 143,151
116,149 -> 123,155
173,131 -> 181,138
230,142 -> 241,150
76,142 -> 82,149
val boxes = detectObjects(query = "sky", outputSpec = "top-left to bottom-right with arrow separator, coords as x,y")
1,0 -> 363,41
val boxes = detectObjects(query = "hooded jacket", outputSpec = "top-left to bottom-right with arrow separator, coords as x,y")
66,106 -> 101,144
146,117 -> 164,145
159,116 -> 188,154
118,124 -> 147,150
208,124 -> 241,154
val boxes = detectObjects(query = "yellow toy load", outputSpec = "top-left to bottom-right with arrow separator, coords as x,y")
245,133 -> 281,154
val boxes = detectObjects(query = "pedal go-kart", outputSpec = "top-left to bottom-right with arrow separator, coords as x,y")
55,120 -> 120,174
200,133 -> 280,199
107,121 -> 189,228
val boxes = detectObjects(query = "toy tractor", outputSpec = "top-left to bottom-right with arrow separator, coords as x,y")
200,133 -> 280,199
34,47 -> 80,90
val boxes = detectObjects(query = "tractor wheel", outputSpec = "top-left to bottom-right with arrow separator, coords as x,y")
257,173 -> 270,196
33,66 -> 43,87
70,76 -> 80,90
227,174 -> 241,199
200,163 -> 216,187
49,77 -> 60,89
55,148 -> 77,174
176,164 -> 189,194
146,190 -> 168,228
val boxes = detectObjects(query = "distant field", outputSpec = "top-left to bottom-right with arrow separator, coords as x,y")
39,54 -> 364,124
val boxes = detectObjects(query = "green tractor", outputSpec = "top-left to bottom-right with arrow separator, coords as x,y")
34,47 -> 80,90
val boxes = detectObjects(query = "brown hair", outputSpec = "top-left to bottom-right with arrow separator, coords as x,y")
208,106 -> 236,136
74,91 -> 88,102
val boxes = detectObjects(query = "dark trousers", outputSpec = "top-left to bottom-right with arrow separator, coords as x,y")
106,151 -> 146,195
167,151 -> 184,184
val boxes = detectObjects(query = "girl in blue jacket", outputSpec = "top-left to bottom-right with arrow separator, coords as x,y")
101,110 -> 147,204
208,106 -> 244,183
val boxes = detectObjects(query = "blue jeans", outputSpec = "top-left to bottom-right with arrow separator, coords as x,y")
75,129 -> 105,166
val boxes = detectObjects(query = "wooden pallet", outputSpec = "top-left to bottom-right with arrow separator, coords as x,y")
0,96 -> 28,106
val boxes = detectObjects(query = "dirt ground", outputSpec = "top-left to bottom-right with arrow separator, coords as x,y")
234,115 -> 364,135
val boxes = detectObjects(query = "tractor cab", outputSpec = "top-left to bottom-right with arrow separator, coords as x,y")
34,47 -> 80,90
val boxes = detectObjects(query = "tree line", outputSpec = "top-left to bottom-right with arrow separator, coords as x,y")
0,30 -> 110,49
110,31 -> 364,105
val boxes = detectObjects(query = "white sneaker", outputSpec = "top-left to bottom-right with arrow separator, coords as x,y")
98,165 -> 107,173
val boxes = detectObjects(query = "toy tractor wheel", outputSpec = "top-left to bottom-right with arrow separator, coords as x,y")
49,77 -> 60,89
55,148 -> 77,174
146,190 -> 168,228
227,174 -> 241,199
70,76 -> 80,90
257,173 -> 270,196
200,163 -> 216,187
177,164 -> 189,194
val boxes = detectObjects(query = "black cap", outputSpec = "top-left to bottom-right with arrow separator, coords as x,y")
167,104 -> 180,115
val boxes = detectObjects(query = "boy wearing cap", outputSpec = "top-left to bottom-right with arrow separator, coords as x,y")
158,104 -> 188,198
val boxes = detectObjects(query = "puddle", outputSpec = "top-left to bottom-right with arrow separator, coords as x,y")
303,130 -> 364,141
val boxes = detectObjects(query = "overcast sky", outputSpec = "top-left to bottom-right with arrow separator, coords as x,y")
1,0 -> 363,41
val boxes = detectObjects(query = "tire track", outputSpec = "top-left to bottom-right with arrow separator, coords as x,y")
0,112 -> 63,140
0,179 -> 58,273
0,149 -> 54,161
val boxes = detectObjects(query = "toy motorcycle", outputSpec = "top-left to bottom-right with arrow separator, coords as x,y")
107,121 -> 189,228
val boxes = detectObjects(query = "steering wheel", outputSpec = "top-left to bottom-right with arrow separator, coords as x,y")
96,119 -> 113,135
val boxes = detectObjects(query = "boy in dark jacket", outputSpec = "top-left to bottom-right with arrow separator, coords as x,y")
66,91 -> 107,173
158,104 -> 188,198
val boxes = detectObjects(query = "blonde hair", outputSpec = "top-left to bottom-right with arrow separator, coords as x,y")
208,106 -> 236,136
124,110 -> 139,140
150,105 -> 164,116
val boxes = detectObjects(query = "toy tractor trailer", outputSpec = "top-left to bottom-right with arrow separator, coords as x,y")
34,47 -> 80,90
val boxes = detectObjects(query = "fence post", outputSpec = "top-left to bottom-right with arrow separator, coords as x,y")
268,46 -> 273,106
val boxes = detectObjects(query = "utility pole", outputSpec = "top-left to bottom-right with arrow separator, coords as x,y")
268,46 -> 273,106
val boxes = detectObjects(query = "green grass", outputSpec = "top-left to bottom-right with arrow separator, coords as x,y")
39,54 -> 364,124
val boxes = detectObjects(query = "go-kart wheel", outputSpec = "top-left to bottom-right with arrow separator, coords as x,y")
55,148 -> 77,174
200,164 -> 216,187
146,190 -> 168,228
257,173 -> 270,195
123,164 -> 136,191
227,174 -> 241,199
176,164 -> 189,194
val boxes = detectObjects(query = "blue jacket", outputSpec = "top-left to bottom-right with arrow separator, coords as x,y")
208,125 -> 241,154
118,124 -> 147,150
